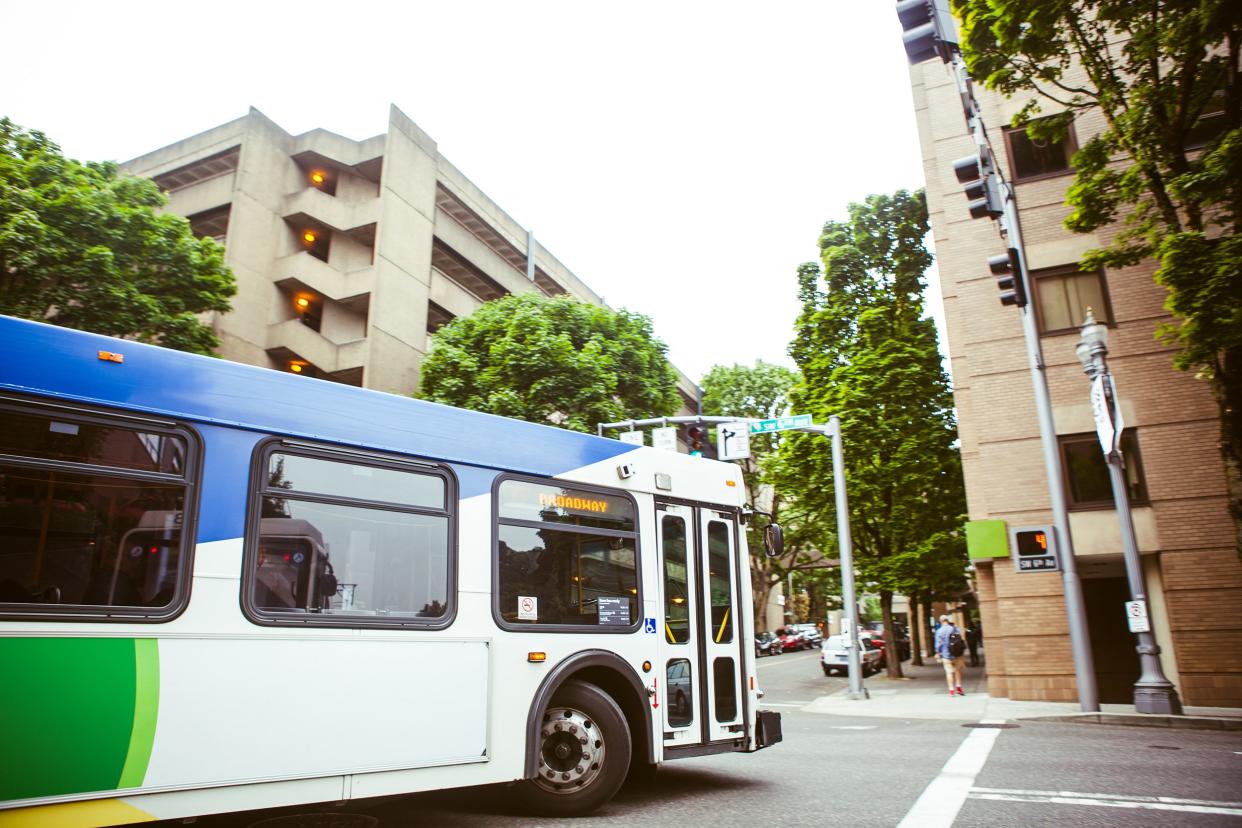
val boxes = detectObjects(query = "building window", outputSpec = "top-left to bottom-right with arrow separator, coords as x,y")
1004,118 -> 1075,181
1060,431 -> 1149,509
494,477 -> 640,630
1033,265 -> 1111,335
0,403 -> 197,619
244,443 -> 456,627
1185,91 -> 1227,150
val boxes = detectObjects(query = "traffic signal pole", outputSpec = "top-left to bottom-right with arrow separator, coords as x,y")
896,0 -> 1099,711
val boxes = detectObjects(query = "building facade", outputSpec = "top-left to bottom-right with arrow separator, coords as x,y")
124,105 -> 699,410
909,61 -> 1241,707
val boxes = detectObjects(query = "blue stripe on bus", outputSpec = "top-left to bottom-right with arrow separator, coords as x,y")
0,316 -> 638,509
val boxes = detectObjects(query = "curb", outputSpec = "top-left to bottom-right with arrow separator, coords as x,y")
1018,713 -> 1242,732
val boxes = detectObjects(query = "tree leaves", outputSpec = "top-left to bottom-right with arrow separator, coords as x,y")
0,119 -> 235,354
773,190 -> 968,605
418,293 -> 679,432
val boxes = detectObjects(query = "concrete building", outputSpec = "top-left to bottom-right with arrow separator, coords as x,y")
123,105 -> 699,411
908,61 -> 1241,706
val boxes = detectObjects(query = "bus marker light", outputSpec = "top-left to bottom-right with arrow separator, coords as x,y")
726,480 -> 737,487
527,652 -> 546,663
750,676 -> 755,691
642,661 -> 652,673
97,351 -> 125,363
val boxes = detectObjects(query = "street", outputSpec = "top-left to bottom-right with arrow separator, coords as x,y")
145,650 -> 1242,828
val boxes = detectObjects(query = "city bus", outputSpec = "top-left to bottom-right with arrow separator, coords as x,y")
0,314 -> 782,826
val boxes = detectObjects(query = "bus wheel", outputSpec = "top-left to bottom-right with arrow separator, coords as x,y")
519,679 -> 631,816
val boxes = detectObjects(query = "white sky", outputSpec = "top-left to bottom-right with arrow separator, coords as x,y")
3,0 -> 940,383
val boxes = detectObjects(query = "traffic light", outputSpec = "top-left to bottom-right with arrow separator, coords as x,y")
952,151 -> 1004,220
989,247 -> 1027,307
895,0 -> 959,64
684,424 -> 718,460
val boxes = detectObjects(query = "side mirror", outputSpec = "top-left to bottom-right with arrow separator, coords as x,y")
763,523 -> 784,558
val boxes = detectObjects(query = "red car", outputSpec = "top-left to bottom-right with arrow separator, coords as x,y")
778,628 -> 811,652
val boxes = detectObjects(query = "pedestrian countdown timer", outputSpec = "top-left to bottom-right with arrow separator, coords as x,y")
1011,525 -> 1059,573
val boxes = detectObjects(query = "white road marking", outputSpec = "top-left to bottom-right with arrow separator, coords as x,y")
759,701 -> 812,708
896,720 -> 1005,828
830,725 -> 878,730
969,788 -> 1242,817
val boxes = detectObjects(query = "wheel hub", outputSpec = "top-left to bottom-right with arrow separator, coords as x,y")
533,705 -> 606,794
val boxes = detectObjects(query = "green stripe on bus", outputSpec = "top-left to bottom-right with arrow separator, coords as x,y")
118,639 -> 159,789
0,638 -> 138,802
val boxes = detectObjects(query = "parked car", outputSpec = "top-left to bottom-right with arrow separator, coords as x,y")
821,634 -> 883,676
755,631 -> 781,657
861,624 -> 912,662
858,631 -> 888,668
777,628 -> 810,652
788,623 -> 823,648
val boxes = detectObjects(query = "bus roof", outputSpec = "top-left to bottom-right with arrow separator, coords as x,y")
0,316 -> 740,502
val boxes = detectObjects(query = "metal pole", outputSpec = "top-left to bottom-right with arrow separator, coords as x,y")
1082,341 -> 1182,713
831,415 -> 866,699
1003,199 -> 1100,713
946,51 -> 1099,712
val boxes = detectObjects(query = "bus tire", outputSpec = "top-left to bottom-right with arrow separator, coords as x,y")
518,679 -> 631,816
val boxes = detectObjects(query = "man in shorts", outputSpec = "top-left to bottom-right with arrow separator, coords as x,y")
934,614 -> 966,696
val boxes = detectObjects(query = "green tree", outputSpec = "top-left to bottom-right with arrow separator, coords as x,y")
701,360 -> 822,631
0,119 -> 235,354
953,0 -> 1242,548
772,189 -> 968,678
419,293 -> 679,432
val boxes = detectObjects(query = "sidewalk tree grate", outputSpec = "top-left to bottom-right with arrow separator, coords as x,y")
961,722 -> 1021,729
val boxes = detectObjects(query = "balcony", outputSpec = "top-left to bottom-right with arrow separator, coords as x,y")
282,187 -> 378,244
266,319 -> 366,375
274,251 -> 374,306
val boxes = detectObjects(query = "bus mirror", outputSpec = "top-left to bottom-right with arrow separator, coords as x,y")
763,523 -> 784,558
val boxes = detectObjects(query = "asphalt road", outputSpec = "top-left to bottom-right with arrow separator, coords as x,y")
145,649 -> 1242,828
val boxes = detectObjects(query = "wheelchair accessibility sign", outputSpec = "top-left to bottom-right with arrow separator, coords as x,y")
645,617 -> 657,634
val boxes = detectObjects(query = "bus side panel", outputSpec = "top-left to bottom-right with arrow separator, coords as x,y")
141,637 -> 489,788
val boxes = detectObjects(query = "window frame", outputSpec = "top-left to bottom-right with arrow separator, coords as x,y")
1058,430 -> 1151,511
1003,119 -> 1078,183
1031,263 -> 1115,336
0,395 -> 201,623
491,473 -> 642,634
242,438 -> 458,630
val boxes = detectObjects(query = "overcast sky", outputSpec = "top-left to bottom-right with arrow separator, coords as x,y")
3,0 -> 938,382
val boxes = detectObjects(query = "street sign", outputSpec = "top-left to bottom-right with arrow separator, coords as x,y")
749,414 -> 813,435
1011,525 -> 1059,573
1125,600 -> 1151,633
651,427 -> 678,452
1091,374 -> 1123,455
717,422 -> 751,461
617,431 -> 644,446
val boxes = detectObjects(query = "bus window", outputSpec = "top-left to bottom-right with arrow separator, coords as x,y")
662,515 -> 690,644
495,478 -> 639,629
707,521 -> 733,644
0,407 -> 194,616
246,447 -> 454,625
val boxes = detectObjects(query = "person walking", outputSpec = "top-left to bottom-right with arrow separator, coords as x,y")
965,626 -> 980,667
934,614 -> 966,696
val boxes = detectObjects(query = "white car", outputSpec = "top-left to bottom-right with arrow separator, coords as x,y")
820,634 -> 883,677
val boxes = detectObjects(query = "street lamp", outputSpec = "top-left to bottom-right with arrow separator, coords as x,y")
1075,310 -> 1183,714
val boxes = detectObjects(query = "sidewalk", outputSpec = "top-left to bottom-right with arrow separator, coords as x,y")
800,658 -> 1242,730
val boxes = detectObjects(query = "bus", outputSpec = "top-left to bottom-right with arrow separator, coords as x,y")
0,315 -> 782,826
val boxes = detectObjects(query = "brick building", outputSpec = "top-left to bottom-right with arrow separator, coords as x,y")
123,105 -> 699,410
908,60 -> 1241,706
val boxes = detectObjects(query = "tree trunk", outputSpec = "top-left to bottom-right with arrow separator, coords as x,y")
880,589 -> 903,678
921,591 -> 934,659
910,594 -> 924,667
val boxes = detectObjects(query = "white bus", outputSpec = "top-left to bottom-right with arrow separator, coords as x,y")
0,315 -> 782,826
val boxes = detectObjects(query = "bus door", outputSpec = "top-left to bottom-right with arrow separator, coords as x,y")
657,502 -> 745,749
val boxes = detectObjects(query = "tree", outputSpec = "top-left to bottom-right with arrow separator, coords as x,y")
953,0 -> 1242,549
772,190 -> 968,678
700,360 -> 821,631
0,119 -> 235,354
419,293 -> 679,432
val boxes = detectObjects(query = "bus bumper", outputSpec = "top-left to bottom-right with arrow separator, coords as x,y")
754,710 -> 783,748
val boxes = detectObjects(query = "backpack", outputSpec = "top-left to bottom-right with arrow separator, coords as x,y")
948,628 -> 966,658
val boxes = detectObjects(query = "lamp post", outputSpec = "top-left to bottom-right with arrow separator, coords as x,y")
1075,311 -> 1183,714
